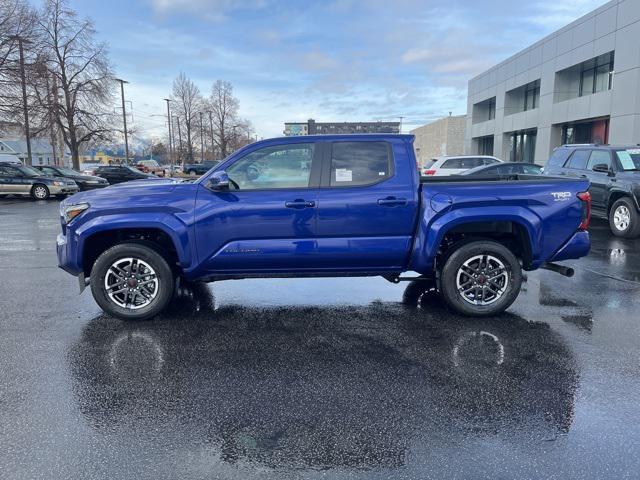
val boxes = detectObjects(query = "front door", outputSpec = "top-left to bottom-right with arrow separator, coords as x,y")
194,141 -> 322,274
585,149 -> 613,212
315,140 -> 419,270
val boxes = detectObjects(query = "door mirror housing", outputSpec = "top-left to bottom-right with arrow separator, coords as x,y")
592,163 -> 611,174
207,170 -> 230,191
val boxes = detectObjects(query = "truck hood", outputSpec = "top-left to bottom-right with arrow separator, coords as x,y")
64,178 -> 188,205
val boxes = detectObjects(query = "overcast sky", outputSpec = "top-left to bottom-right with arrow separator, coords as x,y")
69,0 -> 606,139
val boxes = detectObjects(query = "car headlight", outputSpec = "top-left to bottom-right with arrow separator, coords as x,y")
52,180 -> 64,186
61,202 -> 90,223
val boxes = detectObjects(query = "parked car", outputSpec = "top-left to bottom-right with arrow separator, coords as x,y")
459,162 -> 543,177
0,154 -> 21,165
422,155 -> 503,176
34,165 -> 109,191
57,134 -> 591,321
135,159 -> 166,176
94,165 -> 158,185
184,160 -> 220,176
0,163 -> 79,199
543,144 -> 640,238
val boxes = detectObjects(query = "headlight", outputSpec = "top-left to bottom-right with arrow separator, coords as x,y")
61,202 -> 90,223
53,180 -> 64,186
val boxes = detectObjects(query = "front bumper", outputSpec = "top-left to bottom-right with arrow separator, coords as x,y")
56,232 -> 82,275
50,184 -> 80,195
78,182 -> 108,191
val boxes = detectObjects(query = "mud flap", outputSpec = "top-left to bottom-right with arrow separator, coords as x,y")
78,273 -> 89,294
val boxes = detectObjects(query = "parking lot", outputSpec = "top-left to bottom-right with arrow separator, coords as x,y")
1,196 -> 639,479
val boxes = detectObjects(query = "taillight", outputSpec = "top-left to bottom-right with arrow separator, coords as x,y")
577,191 -> 591,231
423,169 -> 436,175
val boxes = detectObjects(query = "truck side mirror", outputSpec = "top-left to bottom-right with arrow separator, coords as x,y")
207,170 -> 230,191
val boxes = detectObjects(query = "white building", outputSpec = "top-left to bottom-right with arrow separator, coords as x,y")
0,138 -> 69,166
466,0 -> 640,164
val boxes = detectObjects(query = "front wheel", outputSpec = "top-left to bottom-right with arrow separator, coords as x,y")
90,243 -> 175,321
31,184 -> 50,200
609,198 -> 640,238
439,240 -> 522,317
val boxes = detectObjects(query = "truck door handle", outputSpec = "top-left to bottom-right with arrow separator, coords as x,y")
377,196 -> 408,207
285,199 -> 315,209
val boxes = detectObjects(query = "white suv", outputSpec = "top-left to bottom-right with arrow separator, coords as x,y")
422,155 -> 503,176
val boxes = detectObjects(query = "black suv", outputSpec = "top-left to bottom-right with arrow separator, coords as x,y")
95,165 -> 156,185
543,144 -> 640,237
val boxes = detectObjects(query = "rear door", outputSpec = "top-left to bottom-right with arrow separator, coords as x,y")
315,139 -> 418,270
585,149 -> 613,211
194,141 -> 323,273
0,165 -> 15,194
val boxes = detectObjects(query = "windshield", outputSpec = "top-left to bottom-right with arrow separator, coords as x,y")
57,167 -> 81,176
125,166 -> 144,174
15,165 -> 42,177
615,149 -> 640,171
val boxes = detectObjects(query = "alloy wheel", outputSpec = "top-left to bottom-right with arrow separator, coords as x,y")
104,257 -> 159,310
455,254 -> 509,306
614,205 -> 631,231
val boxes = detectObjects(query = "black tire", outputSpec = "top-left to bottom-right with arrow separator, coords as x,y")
609,198 -> 640,238
439,240 -> 522,317
30,184 -> 50,200
90,243 -> 175,321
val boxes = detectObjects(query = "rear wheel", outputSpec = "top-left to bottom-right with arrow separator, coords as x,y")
439,240 -> 522,317
609,198 -> 640,238
90,243 -> 175,321
31,184 -> 50,200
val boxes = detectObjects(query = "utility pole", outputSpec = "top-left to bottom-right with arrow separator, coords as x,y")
175,116 -> 183,165
208,111 -> 215,159
398,116 -> 404,133
10,35 -> 33,166
115,78 -> 130,164
163,98 -> 173,171
199,111 -> 204,162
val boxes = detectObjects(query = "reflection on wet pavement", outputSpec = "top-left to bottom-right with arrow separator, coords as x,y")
1,201 -> 640,479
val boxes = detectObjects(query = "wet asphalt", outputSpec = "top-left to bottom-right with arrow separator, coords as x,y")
0,197 -> 639,479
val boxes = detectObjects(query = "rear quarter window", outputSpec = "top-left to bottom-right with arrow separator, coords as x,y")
546,148 -> 572,168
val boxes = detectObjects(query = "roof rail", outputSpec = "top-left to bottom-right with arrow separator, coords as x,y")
561,143 -> 605,147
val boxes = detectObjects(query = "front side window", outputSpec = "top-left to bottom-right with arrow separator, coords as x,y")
228,143 -> 314,190
329,142 -> 391,187
615,149 -> 640,171
565,150 -> 591,170
586,150 -> 611,171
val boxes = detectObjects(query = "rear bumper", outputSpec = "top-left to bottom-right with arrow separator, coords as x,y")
548,231 -> 591,263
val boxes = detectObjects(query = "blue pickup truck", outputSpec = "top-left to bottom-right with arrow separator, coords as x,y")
57,134 -> 591,320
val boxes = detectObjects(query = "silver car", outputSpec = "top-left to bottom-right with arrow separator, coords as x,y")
0,164 -> 79,200
421,155 -> 503,176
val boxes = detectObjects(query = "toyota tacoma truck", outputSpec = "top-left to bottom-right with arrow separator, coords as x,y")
56,134 -> 591,320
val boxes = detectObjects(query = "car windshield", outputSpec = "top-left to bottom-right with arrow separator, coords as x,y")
15,165 -> 42,177
615,149 -> 640,170
125,166 -> 144,173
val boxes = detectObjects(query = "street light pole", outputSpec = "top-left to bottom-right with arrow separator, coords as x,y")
163,98 -> 173,172
115,78 -> 130,164
199,111 -> 204,163
10,35 -> 33,166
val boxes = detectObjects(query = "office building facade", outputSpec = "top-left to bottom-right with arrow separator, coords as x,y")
466,0 -> 640,164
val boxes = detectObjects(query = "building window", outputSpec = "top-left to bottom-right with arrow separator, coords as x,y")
478,136 -> 494,156
524,81 -> 540,111
487,97 -> 496,120
580,52 -> 614,97
561,118 -> 609,145
509,129 -> 537,163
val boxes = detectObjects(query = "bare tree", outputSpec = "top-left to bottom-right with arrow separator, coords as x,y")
171,72 -> 201,163
0,0 -> 37,128
36,0 -> 115,169
207,79 -> 254,157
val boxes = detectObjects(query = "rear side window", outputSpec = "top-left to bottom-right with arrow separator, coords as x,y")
483,158 -> 499,165
586,150 -> 611,170
546,148 -> 571,168
565,150 -> 590,170
442,158 -> 484,169
330,142 -> 391,186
